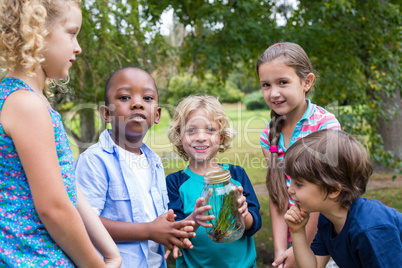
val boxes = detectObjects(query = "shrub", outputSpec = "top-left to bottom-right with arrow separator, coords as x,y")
163,73 -> 243,106
244,90 -> 267,110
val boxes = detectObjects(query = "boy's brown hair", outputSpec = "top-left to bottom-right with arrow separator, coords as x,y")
284,129 -> 373,208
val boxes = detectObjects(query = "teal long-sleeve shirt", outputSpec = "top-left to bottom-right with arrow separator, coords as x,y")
166,164 -> 262,268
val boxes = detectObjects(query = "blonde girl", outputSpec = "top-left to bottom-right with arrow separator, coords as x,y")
0,1 -> 120,267
257,42 -> 341,267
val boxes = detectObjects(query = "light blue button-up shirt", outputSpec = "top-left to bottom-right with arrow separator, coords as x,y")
75,129 -> 168,268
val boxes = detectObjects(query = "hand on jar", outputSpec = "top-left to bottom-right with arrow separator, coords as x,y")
190,196 -> 215,230
237,186 -> 253,230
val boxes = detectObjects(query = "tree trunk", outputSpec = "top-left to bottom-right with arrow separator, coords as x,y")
376,87 -> 402,172
79,108 -> 96,154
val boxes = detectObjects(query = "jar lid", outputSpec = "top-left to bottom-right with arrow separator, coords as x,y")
203,169 -> 231,184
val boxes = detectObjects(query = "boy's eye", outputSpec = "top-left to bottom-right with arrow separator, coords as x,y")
144,96 -> 154,101
187,129 -> 195,134
206,128 -> 216,133
279,81 -> 288,85
294,181 -> 303,187
119,96 -> 130,100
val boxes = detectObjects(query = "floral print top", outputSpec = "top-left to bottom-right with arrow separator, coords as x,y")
0,77 -> 77,267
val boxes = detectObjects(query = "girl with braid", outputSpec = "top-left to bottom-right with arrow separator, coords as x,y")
257,42 -> 341,267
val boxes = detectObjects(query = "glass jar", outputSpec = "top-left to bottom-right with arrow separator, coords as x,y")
201,169 -> 245,243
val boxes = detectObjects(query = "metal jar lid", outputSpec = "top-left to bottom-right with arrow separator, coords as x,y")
203,169 -> 231,184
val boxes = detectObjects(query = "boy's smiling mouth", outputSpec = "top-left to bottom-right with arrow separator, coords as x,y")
194,146 -> 208,153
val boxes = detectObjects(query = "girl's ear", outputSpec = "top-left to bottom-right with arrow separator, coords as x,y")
303,73 -> 315,92
100,105 -> 112,123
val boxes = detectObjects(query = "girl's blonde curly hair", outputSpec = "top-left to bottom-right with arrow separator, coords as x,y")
168,95 -> 235,161
0,0 -> 81,77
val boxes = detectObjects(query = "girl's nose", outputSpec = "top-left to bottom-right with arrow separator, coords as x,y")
270,86 -> 281,98
74,40 -> 82,55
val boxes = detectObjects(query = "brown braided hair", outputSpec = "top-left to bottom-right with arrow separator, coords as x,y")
266,111 -> 288,211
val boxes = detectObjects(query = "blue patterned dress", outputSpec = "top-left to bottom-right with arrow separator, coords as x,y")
0,77 -> 77,267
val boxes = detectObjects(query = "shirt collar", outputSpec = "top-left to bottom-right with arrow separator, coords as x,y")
99,129 -> 115,153
184,166 -> 205,183
300,98 -> 314,122
99,129 -> 161,165
276,99 -> 314,150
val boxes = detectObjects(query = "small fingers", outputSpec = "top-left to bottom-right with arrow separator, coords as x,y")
285,209 -> 303,222
272,253 -> 286,267
196,205 -> 212,215
180,225 -> 195,232
182,238 -> 193,249
237,186 -> 244,195
164,249 -> 172,260
170,237 -> 186,248
174,229 -> 196,239
173,247 -> 182,259
237,195 -> 246,205
195,214 -> 214,228
198,221 -> 213,228
238,199 -> 247,213
195,197 -> 206,208
284,213 -> 303,223
173,220 -> 195,230
195,213 -> 215,222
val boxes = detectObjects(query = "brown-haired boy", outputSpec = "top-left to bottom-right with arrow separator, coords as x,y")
275,129 -> 402,268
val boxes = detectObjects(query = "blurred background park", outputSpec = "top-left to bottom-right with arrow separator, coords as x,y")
50,0 -> 400,266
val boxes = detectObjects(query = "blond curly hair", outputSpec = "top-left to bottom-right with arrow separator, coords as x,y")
168,95 -> 235,161
0,0 -> 81,76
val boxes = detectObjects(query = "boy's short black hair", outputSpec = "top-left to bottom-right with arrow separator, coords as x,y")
104,66 -> 158,106
284,129 -> 373,208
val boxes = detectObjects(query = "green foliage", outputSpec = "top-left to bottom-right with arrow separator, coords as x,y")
244,90 -> 267,111
144,0 -> 280,79
228,67 -> 260,94
221,80 -> 244,103
285,0 -> 401,172
73,0 -> 178,102
163,73 -> 243,107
